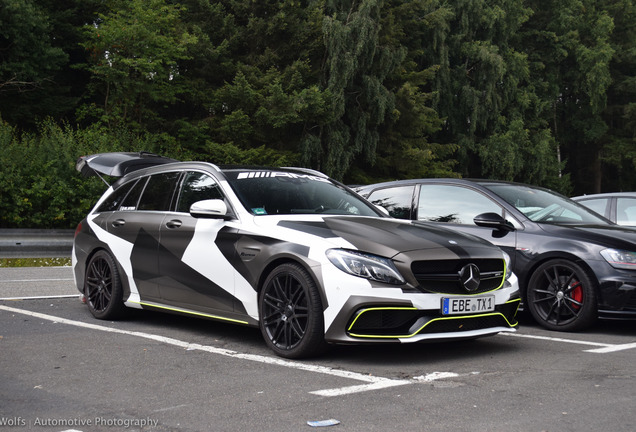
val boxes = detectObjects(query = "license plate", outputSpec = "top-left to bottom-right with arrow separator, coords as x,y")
442,295 -> 495,315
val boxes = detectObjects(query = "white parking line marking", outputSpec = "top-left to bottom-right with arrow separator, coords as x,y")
414,372 -> 461,381
500,331 -> 636,352
584,342 -> 636,353
0,295 -> 79,301
0,278 -> 74,282
310,380 -> 410,397
0,305 -> 413,396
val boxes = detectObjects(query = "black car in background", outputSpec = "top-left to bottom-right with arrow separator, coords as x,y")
572,192 -> 636,227
356,179 -> 636,332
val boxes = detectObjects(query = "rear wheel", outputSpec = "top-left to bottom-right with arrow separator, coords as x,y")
259,263 -> 327,358
84,250 -> 125,320
527,259 -> 597,331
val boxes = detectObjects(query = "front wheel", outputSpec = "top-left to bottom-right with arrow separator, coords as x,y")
84,250 -> 126,320
526,259 -> 597,331
259,263 -> 328,358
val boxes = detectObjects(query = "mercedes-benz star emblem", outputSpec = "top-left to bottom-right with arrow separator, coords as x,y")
459,264 -> 481,292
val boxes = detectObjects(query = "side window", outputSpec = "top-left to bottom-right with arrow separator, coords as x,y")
616,198 -> 636,225
367,186 -> 415,219
96,179 -> 139,212
418,184 -> 502,225
137,172 -> 181,211
578,198 -> 608,217
177,172 -> 224,213
119,177 -> 147,211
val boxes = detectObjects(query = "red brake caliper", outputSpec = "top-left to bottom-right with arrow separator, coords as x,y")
569,280 -> 583,310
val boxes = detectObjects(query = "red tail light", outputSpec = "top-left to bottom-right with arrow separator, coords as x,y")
74,222 -> 82,238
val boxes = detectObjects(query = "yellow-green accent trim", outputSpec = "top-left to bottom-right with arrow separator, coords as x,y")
130,301 -> 249,325
507,297 -> 522,316
467,257 -> 507,294
497,258 -> 507,290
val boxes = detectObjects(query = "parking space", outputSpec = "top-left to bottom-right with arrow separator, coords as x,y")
1,267 -> 635,431
0,266 -> 76,299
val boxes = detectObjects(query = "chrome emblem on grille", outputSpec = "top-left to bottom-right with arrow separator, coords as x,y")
459,264 -> 481,292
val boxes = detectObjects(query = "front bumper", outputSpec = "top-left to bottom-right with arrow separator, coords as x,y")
591,261 -> 636,319
323,274 -> 521,344
347,298 -> 520,340
598,277 -> 636,319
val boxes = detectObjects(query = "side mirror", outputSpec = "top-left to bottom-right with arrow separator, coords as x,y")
375,205 -> 390,217
190,199 -> 231,220
474,212 -> 515,232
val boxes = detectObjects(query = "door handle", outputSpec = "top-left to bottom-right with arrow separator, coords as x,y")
111,219 -> 126,227
166,220 -> 182,229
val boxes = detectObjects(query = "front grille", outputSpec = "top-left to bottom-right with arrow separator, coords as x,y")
411,258 -> 505,295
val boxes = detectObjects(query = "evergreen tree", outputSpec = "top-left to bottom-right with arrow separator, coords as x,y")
176,0 -> 330,164
0,0 -> 68,127
351,0 -> 459,183
521,0 -> 614,194
598,0 -> 636,192
301,0 -> 404,180
79,0 -> 198,130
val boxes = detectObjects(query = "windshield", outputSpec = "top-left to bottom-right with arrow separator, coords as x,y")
224,170 -> 381,217
485,184 -> 611,225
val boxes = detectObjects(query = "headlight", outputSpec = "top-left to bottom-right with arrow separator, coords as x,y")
326,249 -> 405,284
503,251 -> 513,280
600,248 -> 636,270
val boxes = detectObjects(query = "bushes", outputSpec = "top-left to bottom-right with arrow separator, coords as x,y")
0,119 -> 172,228
0,117 -> 300,228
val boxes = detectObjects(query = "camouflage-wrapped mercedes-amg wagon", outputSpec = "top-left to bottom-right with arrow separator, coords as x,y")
72,152 -> 520,358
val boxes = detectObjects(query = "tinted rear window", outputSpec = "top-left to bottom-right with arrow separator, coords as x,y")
96,180 -> 139,212
138,172 -> 181,211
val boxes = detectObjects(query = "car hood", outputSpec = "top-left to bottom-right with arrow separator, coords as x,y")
274,216 -> 500,259
538,223 -> 636,250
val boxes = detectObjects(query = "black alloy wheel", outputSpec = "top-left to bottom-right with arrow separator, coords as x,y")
84,250 -> 125,320
259,263 -> 327,358
527,259 -> 597,331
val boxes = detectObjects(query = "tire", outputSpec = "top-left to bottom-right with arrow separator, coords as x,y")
259,263 -> 328,359
84,250 -> 126,320
527,259 -> 597,331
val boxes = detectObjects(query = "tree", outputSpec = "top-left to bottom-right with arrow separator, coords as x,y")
0,0 -> 68,127
173,0 -> 331,163
349,0 -> 459,183
80,0 -> 198,130
300,0 -> 405,180
597,0 -> 636,192
521,0 -> 614,194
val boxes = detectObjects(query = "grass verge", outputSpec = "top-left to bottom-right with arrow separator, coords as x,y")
0,257 -> 72,267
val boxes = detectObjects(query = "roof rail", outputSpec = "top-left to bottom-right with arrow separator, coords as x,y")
280,167 -> 329,179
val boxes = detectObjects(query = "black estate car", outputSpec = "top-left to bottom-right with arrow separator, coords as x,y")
356,179 -> 636,332
72,154 -> 520,358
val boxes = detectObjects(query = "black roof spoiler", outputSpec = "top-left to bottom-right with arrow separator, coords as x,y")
76,152 -> 178,186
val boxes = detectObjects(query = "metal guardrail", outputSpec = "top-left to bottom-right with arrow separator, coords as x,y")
0,229 -> 74,258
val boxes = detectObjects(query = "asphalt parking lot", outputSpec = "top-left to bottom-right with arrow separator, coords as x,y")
1,267 -> 635,432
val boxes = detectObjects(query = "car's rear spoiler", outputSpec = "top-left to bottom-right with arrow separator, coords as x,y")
76,152 -> 178,185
